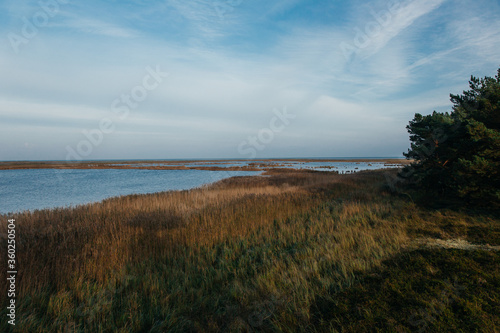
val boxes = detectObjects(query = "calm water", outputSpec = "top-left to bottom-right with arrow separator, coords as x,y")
0,169 -> 260,214
109,160 -> 403,172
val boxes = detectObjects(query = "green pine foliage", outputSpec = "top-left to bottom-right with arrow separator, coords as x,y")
401,68 -> 500,209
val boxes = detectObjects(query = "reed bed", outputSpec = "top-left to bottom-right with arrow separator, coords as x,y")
0,169 -> 498,332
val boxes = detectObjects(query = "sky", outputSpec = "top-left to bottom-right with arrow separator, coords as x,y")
0,0 -> 499,161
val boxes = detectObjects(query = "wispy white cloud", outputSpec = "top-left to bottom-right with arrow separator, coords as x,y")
353,0 -> 447,59
73,20 -> 137,38
165,0 -> 236,40
0,0 -> 499,160
53,16 -> 140,38
261,0 -> 306,18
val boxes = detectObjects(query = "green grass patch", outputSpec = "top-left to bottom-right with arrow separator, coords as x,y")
311,248 -> 500,333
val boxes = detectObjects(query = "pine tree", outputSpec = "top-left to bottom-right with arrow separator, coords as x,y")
401,68 -> 500,208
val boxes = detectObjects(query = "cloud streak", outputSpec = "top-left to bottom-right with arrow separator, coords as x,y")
0,0 -> 499,160
361,0 -> 447,58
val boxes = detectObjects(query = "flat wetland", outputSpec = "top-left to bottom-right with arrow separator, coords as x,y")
0,158 -> 410,172
0,166 -> 498,332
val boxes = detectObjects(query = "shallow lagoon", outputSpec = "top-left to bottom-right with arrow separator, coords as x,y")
0,168 -> 260,214
0,160 -> 404,214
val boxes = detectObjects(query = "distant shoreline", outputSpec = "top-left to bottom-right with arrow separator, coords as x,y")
0,158 -> 410,171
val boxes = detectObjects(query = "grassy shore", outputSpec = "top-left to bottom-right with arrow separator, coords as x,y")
0,159 -> 409,171
0,169 -> 498,332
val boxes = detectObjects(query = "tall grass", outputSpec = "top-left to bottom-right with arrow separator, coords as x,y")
0,170 -> 497,332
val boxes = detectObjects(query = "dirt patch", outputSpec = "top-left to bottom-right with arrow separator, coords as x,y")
409,238 -> 500,251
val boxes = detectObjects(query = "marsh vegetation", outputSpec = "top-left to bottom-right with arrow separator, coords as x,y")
1,169 -> 498,332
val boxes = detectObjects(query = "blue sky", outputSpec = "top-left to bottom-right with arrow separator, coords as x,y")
1,0 -> 499,160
